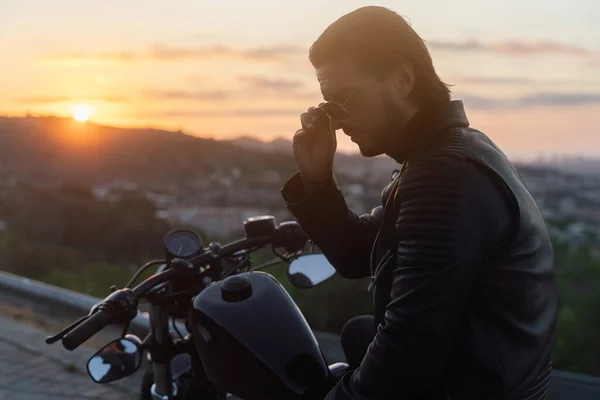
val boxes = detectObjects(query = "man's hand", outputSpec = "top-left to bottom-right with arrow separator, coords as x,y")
293,105 -> 338,193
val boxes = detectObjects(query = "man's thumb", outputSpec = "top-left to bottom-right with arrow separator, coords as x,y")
328,117 -> 338,150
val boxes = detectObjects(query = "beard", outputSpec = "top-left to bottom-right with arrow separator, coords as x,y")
356,138 -> 382,157
357,87 -> 405,157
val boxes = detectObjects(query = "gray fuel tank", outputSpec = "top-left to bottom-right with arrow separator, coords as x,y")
189,271 -> 330,400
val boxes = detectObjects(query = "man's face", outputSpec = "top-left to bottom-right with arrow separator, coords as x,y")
316,58 -> 410,157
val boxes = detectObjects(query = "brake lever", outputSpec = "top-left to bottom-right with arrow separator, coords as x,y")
45,315 -> 90,344
248,257 -> 283,272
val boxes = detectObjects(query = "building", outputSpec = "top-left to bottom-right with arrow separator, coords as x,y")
158,206 -> 275,238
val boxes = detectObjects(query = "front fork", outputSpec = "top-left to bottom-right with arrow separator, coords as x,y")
149,303 -> 179,400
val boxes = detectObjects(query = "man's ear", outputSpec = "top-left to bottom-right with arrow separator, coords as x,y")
395,63 -> 415,99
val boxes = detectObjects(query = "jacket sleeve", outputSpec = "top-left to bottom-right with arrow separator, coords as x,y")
280,173 -> 382,279
325,155 -> 505,399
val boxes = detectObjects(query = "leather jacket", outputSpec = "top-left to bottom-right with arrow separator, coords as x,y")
280,101 -> 557,400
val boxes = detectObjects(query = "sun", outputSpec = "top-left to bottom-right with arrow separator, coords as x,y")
70,104 -> 96,122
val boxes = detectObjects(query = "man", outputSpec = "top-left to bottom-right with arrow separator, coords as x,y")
280,6 -> 557,400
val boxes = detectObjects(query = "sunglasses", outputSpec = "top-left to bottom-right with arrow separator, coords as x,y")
317,87 -> 360,121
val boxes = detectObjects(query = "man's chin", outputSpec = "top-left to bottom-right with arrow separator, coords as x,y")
355,140 -> 383,157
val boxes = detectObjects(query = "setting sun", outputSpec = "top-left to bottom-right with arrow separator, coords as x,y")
70,104 -> 96,122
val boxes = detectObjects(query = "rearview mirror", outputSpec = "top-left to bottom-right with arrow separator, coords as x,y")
86,336 -> 142,383
288,254 -> 337,289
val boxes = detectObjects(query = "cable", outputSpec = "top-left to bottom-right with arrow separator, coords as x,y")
172,317 -> 184,340
125,260 -> 166,288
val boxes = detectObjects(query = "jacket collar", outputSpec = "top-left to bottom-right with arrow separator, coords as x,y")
385,100 -> 470,163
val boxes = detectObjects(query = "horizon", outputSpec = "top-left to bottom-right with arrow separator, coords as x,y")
4,113 -> 600,164
1,1 -> 599,158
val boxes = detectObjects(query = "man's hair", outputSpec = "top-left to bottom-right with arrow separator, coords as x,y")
309,6 -> 451,108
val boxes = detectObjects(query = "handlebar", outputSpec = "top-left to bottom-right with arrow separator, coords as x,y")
57,269 -> 178,350
48,221 -> 307,350
62,309 -> 112,350
188,235 -> 270,265
189,222 -> 306,265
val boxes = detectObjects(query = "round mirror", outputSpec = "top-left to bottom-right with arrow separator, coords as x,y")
287,254 -> 337,289
87,336 -> 142,383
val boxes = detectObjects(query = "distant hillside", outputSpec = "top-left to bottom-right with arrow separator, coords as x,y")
0,117 -> 402,189
227,135 -> 400,177
0,116 -> 570,194
0,116 -> 303,187
226,135 -> 292,153
536,157 -> 600,177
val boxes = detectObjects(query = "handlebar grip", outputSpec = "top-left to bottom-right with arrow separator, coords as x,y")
274,221 -> 307,252
62,309 -> 112,350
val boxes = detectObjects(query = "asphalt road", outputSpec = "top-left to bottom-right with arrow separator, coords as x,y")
0,314 -> 139,400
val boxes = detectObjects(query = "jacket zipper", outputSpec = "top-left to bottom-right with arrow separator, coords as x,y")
367,163 -> 408,292
368,249 -> 393,292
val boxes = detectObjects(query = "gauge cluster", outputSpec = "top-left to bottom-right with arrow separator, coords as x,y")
163,230 -> 204,259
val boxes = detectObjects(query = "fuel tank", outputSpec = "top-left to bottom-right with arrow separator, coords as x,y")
189,271 -> 329,400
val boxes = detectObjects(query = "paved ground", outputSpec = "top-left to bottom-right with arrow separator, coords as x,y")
0,300 -> 346,400
0,313 -> 139,400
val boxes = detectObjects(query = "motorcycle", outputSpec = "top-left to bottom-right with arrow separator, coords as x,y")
46,215 -> 350,400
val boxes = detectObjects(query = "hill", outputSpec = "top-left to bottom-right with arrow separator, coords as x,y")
0,115 -> 575,198
0,116 -> 402,192
0,116 -> 303,187
225,135 -> 292,153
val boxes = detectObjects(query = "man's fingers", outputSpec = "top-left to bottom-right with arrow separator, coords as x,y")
293,128 -> 311,144
301,106 -> 329,130
328,118 -> 338,150
300,112 -> 312,130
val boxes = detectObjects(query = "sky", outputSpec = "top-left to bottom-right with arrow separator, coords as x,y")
1,0 -> 599,159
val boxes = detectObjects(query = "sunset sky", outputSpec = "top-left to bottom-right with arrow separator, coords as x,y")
1,0 -> 599,158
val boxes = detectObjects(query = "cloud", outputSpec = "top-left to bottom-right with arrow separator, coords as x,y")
452,76 -> 580,86
586,58 -> 600,68
42,38 -> 597,66
454,77 -> 537,85
517,92 -> 600,107
238,46 -> 304,60
136,91 -> 599,120
428,39 -> 594,56
15,95 -> 127,104
43,44 -> 305,64
460,92 -> 600,110
237,75 -> 318,100
142,108 -> 301,118
144,89 -> 231,101
143,76 -> 318,104
238,76 -> 305,91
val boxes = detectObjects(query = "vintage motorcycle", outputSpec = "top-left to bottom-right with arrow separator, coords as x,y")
46,215 -> 350,400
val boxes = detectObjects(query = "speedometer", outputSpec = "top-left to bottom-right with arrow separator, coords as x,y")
164,230 -> 203,258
